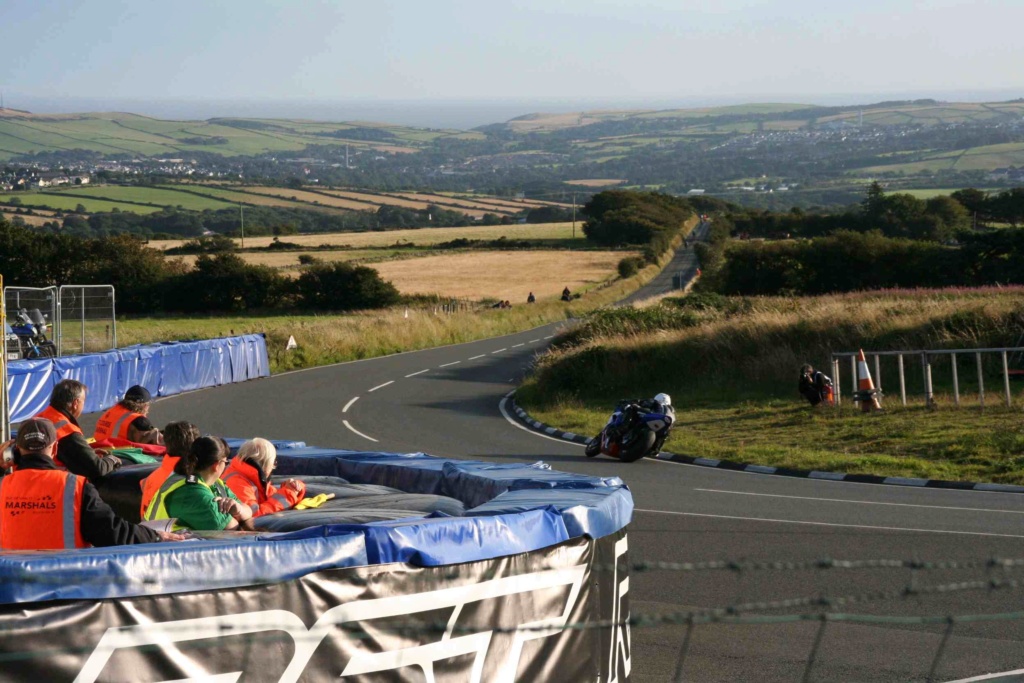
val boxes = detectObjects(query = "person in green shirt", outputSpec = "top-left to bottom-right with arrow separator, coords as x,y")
162,436 -> 255,531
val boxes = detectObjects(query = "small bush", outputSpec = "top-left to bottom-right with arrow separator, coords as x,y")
617,256 -> 642,278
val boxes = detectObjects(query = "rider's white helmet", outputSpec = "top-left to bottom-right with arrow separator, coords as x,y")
654,393 -> 671,407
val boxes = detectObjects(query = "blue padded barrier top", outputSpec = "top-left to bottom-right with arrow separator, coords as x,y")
0,438 -> 632,604
7,334 -> 269,422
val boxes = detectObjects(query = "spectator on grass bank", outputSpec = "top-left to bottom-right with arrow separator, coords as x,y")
34,379 -> 121,482
139,421 -> 200,518
799,364 -> 834,407
93,385 -> 163,445
144,436 -> 254,531
0,419 -> 185,550
527,292 -> 536,303
561,286 -> 572,302
223,438 -> 305,516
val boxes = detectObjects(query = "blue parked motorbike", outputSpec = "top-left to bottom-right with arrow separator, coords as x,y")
10,308 -> 56,359
585,394 -> 674,462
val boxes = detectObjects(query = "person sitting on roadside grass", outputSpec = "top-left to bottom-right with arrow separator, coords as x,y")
139,421 -> 200,518
561,286 -> 572,302
223,438 -> 306,517
93,385 -> 163,445
144,436 -> 254,531
0,419 -> 185,550
799,364 -> 834,407
33,379 -> 121,483
527,292 -> 536,303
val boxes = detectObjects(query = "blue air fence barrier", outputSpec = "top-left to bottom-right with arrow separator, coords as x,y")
0,444 -> 633,604
5,334 -> 269,423
0,444 -> 634,682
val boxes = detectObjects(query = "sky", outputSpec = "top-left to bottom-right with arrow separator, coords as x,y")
1,0 -> 1023,127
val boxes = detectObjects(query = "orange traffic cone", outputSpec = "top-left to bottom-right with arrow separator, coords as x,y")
855,349 -> 882,413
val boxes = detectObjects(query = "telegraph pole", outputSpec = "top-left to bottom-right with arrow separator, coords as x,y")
239,204 -> 245,248
572,192 -> 577,239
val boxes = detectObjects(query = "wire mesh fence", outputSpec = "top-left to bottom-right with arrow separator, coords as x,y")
57,284 -> 116,356
3,286 -> 58,359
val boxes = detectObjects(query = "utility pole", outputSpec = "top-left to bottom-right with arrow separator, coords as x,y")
572,192 -> 577,239
239,204 -> 245,249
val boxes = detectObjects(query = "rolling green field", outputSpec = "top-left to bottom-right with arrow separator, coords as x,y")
48,185 -> 237,211
854,141 -> 1024,175
0,192 -> 160,214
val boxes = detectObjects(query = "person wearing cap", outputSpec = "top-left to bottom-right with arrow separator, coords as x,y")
35,379 -> 121,482
93,385 -> 163,445
0,419 -> 185,550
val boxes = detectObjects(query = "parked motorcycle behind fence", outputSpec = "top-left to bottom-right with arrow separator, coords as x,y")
10,308 -> 57,359
585,393 -> 674,462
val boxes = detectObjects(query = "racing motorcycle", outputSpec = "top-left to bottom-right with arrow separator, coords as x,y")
585,393 -> 674,462
10,308 -> 57,359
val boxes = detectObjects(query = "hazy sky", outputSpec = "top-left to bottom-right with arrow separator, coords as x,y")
2,0 -> 1023,111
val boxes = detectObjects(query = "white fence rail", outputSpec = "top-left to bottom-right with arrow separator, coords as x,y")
830,348 -> 1024,408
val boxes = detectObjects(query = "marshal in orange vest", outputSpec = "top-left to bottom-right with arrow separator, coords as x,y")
93,403 -> 145,442
33,405 -> 84,470
0,469 -> 88,550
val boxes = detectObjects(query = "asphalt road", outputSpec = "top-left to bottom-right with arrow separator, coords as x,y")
79,235 -> 1024,682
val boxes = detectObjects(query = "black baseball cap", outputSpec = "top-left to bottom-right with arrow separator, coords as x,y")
16,418 -> 58,452
124,385 -> 152,402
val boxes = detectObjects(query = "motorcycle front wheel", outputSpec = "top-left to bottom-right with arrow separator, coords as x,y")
585,434 -> 602,457
619,430 -> 656,462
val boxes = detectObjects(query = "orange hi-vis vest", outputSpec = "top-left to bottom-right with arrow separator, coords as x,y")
0,468 -> 88,550
222,458 -> 304,517
139,456 -> 181,519
34,405 -> 83,470
93,404 -> 144,442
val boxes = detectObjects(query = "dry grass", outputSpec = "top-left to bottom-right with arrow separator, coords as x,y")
241,187 -> 368,211
168,249 -> 400,271
444,193 -> 569,209
564,179 -> 628,187
1,212 -> 53,226
368,250 -> 632,301
149,222 -> 582,251
387,192 -> 519,214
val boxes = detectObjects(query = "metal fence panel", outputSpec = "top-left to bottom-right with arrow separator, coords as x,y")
57,285 -> 117,356
3,286 -> 58,358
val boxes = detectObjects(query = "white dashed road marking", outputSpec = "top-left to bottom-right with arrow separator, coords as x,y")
492,348 -> 507,354
343,419 -> 379,443
469,354 -> 486,360
543,336 -> 554,339
342,396 -> 359,413
439,361 -> 461,367
405,369 -> 429,378
529,339 -> 541,343
512,343 -> 524,348
368,381 -> 394,392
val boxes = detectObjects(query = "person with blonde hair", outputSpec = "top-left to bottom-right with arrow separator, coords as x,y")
222,438 -> 306,516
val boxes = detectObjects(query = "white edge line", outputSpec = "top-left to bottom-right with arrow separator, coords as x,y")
633,509 -> 1024,539
439,361 -> 461,368
405,369 -> 429,378
947,668 -> 1024,682
367,380 -> 394,393
468,354 -> 486,360
342,396 -> 359,413
499,391 -> 585,448
694,488 -> 1024,515
492,348 -> 508,354
343,419 -> 379,443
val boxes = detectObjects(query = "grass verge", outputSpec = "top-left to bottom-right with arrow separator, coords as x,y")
515,289 -> 1024,484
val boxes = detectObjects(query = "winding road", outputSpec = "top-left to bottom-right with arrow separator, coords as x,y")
81,234 -> 1024,682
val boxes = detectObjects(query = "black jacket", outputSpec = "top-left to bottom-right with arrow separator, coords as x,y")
52,408 -> 121,482
14,453 -> 161,547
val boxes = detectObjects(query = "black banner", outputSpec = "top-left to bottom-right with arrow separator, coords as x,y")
0,531 -> 630,682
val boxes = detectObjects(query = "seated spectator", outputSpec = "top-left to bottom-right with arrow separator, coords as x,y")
0,419 -> 184,550
139,421 -> 199,518
527,292 -> 536,303
34,379 -> 120,482
223,438 -> 306,516
94,385 -> 163,445
144,436 -> 254,531
561,286 -> 572,302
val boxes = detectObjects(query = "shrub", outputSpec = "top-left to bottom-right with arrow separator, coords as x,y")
294,262 -> 400,311
617,256 -> 642,278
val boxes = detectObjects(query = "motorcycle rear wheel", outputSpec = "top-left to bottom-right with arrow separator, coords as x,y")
619,430 -> 656,463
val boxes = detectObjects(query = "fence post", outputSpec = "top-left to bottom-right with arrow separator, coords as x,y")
832,357 -> 841,406
897,353 -> 907,406
1002,351 -> 1012,407
873,354 -> 881,393
977,352 -> 985,409
850,355 -> 858,406
923,353 -> 934,407
951,353 -> 960,407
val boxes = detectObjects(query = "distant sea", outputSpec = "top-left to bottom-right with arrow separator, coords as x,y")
8,89 -> 1023,130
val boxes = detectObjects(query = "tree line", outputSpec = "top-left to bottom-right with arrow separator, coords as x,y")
0,218 -> 399,314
